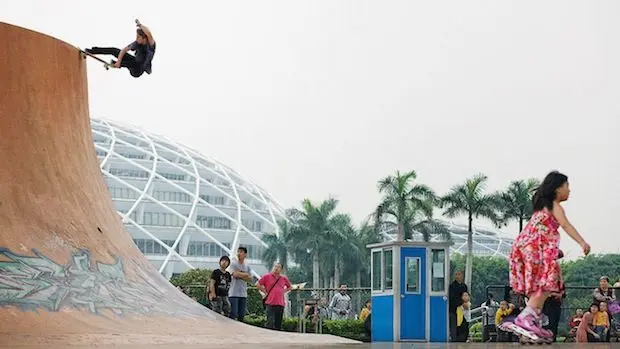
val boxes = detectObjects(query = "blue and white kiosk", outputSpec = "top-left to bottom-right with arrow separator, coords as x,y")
367,241 -> 452,342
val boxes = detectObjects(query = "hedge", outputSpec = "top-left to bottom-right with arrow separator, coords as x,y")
244,315 -> 368,341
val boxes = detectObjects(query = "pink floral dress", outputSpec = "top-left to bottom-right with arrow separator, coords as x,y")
509,209 -> 563,296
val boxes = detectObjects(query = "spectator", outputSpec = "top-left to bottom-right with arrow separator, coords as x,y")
481,293 -> 499,342
594,276 -> 615,306
495,300 -> 514,342
448,271 -> 468,342
593,301 -> 610,341
329,285 -> 352,320
228,246 -> 254,322
257,262 -> 291,330
569,308 -> 584,337
576,304 -> 598,343
315,297 -> 330,322
455,291 -> 472,342
359,300 -> 371,321
359,300 -> 372,341
613,278 -> 620,299
208,255 -> 232,317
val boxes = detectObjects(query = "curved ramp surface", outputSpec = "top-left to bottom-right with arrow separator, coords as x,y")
0,22 -> 357,347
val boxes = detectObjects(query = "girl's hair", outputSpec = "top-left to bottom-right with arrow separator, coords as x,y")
219,255 -> 230,263
532,171 -> 568,211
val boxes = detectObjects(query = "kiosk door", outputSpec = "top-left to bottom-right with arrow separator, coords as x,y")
400,247 -> 426,341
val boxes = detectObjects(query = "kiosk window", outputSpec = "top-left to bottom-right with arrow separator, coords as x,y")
372,250 -> 382,291
405,257 -> 420,293
431,249 -> 446,292
384,249 -> 393,290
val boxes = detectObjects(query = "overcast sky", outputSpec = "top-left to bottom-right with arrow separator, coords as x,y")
3,0 -> 619,259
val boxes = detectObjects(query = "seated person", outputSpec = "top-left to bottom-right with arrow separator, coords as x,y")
577,303 -> 600,342
569,309 -> 584,336
495,301 -> 515,342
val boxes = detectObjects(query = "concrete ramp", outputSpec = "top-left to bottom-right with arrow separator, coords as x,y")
0,22 -> 357,347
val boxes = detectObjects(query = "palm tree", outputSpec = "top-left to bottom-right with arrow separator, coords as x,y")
287,197 -> 344,289
348,221 -> 384,287
496,179 -> 539,233
440,173 -> 501,288
375,170 -> 448,241
328,214 -> 361,288
261,219 -> 295,272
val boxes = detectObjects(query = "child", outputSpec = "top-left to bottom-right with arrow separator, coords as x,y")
455,292 -> 472,342
509,171 -> 591,340
85,19 -> 156,78
593,302 -> 610,341
569,309 -> 584,336
495,300 -> 514,342
359,300 -> 371,321
208,255 -> 232,316
576,304 -> 598,342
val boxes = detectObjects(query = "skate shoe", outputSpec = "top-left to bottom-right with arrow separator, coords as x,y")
514,312 -> 549,339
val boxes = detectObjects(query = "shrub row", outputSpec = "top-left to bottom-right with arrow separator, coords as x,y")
244,315 -> 368,341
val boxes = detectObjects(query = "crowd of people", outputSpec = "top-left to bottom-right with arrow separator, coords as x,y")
190,245 -> 372,333
478,276 -> 620,343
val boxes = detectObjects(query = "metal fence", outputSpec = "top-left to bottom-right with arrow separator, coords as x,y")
480,284 -> 620,338
180,283 -> 371,334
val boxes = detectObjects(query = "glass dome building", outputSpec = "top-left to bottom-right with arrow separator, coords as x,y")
381,220 -> 514,258
91,118 -> 285,278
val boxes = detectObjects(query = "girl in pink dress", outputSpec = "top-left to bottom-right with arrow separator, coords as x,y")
509,171 -> 591,339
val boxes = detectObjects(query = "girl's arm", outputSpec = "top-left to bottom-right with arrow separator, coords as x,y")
552,203 -> 590,253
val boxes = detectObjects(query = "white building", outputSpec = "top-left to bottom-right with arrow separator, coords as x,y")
91,118 -> 285,278
381,220 -> 514,258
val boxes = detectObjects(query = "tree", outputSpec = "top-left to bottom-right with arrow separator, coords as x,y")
287,197 -> 346,289
496,178 -> 539,233
261,219 -> 295,272
375,170 -> 447,241
330,215 -> 364,288
440,173 -> 501,288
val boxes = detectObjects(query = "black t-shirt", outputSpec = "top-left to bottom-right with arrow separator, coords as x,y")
448,281 -> 468,313
211,269 -> 231,297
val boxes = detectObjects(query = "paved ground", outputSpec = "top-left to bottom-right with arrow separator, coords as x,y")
4,343 -> 620,349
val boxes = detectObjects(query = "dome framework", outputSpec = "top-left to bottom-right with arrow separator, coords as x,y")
91,118 -> 285,277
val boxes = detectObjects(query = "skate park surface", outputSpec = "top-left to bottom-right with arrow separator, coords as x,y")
5,344 -> 620,349
0,21 -> 358,347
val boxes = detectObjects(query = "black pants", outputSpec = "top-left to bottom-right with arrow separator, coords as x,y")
449,312 -> 458,341
482,324 -> 496,342
265,305 -> 284,330
542,298 -> 562,342
456,320 -> 469,342
87,47 -> 144,77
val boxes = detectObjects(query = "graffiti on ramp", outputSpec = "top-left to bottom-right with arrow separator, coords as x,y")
0,246 -> 206,317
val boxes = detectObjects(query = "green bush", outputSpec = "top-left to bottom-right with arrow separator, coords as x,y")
170,268 -> 211,305
243,316 -> 366,340
247,287 -> 265,316
323,319 -> 365,335
469,321 -> 482,342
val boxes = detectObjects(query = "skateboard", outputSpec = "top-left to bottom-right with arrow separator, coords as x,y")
498,322 -> 553,345
78,48 -> 116,70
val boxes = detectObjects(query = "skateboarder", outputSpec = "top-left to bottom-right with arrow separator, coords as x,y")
85,19 -> 156,78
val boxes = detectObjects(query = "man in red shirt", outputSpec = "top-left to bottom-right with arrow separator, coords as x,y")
257,263 -> 292,330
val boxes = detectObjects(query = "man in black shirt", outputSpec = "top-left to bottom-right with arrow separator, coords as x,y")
449,271 -> 468,342
208,255 -> 232,316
